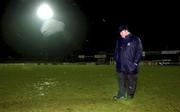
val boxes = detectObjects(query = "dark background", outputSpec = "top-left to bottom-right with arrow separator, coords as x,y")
0,0 -> 179,59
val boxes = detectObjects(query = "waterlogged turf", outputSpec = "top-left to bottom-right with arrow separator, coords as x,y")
0,64 -> 180,112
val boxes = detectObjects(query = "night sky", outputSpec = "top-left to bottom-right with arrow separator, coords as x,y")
0,0 -> 179,58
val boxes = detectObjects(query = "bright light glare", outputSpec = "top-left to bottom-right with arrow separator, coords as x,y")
37,3 -> 54,20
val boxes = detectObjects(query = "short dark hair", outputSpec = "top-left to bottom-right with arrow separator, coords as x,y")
118,25 -> 129,32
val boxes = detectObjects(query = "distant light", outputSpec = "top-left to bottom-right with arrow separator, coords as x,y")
37,3 -> 54,20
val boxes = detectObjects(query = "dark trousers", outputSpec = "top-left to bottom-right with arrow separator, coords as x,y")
117,72 -> 137,97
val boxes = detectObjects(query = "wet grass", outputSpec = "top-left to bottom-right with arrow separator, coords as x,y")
0,64 -> 180,112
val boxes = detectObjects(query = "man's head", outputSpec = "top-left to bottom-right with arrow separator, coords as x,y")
118,25 -> 129,32
118,25 -> 130,38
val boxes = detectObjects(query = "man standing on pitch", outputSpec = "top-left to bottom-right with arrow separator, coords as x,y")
113,25 -> 143,100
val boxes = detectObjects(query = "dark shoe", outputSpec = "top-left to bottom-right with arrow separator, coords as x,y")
113,95 -> 120,100
127,95 -> 134,100
113,95 -> 126,100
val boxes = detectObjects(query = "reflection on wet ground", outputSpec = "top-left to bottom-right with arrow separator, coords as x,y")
33,78 -> 58,96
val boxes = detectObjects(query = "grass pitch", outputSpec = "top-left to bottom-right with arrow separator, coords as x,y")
0,64 -> 180,112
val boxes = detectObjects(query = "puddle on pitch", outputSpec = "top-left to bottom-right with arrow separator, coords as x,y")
33,78 -> 58,96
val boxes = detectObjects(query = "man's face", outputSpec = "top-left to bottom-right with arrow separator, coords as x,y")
120,30 -> 127,38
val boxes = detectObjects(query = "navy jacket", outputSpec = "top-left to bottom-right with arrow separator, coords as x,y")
115,34 -> 143,74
